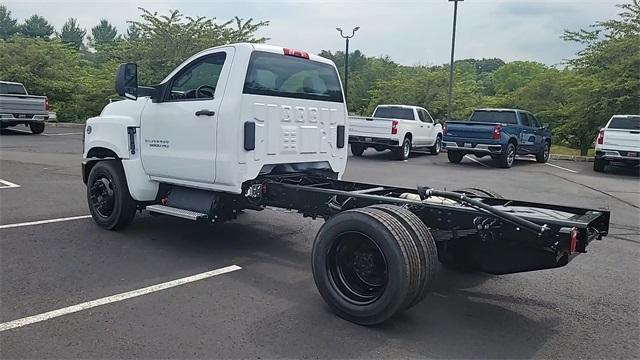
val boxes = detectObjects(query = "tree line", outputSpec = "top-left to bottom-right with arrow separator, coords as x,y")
1,2 -> 638,154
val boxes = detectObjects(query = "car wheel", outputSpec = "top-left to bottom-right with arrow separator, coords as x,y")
87,160 -> 137,230
536,142 -> 550,163
351,144 -> 365,157
29,122 -> 45,134
394,138 -> 411,160
498,142 -> 516,168
447,150 -> 464,164
429,136 -> 442,155
593,158 -> 606,172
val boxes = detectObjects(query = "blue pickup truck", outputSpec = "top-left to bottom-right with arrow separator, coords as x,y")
443,108 -> 551,168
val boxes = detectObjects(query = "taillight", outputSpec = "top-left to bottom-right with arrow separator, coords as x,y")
45,96 -> 49,111
492,124 -> 501,140
569,227 -> 579,253
391,120 -> 398,135
597,129 -> 605,144
443,122 -> 448,135
283,48 -> 310,59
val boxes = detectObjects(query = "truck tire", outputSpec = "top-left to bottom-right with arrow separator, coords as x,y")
498,142 -> 516,168
351,144 -> 365,157
29,122 -> 45,134
536,141 -> 550,163
369,204 -> 438,308
393,138 -> 411,160
429,135 -> 442,155
447,150 -> 464,164
311,207 -> 422,325
453,187 -> 503,199
593,158 -> 606,172
87,160 -> 136,230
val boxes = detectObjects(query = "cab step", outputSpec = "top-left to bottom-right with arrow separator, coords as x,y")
146,204 -> 208,221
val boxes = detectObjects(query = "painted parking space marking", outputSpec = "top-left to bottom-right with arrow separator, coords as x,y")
0,179 -> 20,189
464,155 -> 490,168
43,132 -> 83,136
0,265 -> 242,332
545,162 -> 578,173
0,215 -> 91,230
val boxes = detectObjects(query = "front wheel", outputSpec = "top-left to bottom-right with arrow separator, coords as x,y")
351,143 -> 365,157
29,122 -> 45,134
429,136 -> 442,155
87,160 -> 136,230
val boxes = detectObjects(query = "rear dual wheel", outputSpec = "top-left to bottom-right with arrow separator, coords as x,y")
312,205 -> 436,325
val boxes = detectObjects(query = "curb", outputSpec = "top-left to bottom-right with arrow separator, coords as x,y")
46,122 -> 85,129
550,154 -> 594,162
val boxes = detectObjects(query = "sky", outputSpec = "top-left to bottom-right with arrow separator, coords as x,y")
4,0 -> 622,66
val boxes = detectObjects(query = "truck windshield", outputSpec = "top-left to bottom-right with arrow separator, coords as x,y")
608,116 -> 640,130
373,107 -> 415,120
470,111 -> 518,124
0,83 -> 27,95
243,51 -> 343,103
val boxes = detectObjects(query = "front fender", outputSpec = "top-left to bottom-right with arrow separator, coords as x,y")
83,116 -> 137,159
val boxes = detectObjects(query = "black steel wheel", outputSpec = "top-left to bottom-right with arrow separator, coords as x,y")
351,143 -> 365,157
312,207 -> 421,325
87,160 -> 136,230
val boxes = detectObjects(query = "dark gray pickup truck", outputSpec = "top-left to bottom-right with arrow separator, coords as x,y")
0,81 -> 49,134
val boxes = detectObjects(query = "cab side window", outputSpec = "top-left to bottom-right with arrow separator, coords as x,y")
519,112 -> 531,127
424,109 -> 434,123
168,52 -> 227,101
530,114 -> 541,128
417,109 -> 426,122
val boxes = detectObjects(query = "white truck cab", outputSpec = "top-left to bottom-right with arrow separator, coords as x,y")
83,43 -> 347,224
348,105 -> 443,160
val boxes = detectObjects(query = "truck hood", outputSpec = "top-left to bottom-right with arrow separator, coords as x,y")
97,97 -> 149,127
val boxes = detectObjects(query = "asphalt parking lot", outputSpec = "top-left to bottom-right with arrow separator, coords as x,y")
1,126 -> 639,358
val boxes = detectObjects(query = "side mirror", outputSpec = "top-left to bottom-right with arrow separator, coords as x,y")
115,63 -> 138,100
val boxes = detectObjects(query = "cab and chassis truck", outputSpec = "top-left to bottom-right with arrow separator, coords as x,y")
82,43 -> 610,325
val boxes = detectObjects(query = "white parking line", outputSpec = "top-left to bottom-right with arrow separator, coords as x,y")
545,162 -> 578,173
0,215 -> 92,230
43,132 -> 83,136
0,265 -> 242,332
0,178 -> 21,189
464,155 -> 490,168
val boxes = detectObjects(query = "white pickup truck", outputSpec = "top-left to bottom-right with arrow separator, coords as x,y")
82,43 -> 611,325
0,81 -> 49,134
348,105 -> 443,160
594,115 -> 640,172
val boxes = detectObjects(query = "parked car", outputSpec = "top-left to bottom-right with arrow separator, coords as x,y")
348,105 -> 443,160
443,108 -> 551,168
0,81 -> 49,134
593,115 -> 640,172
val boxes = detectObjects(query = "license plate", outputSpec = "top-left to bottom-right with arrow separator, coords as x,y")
627,152 -> 637,157
17,114 -> 26,118
365,137 -> 372,142
464,143 -> 473,148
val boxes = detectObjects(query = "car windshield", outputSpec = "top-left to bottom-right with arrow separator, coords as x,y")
608,116 -> 640,130
373,107 -> 415,120
244,51 -> 343,103
0,83 -> 27,95
470,111 -> 518,124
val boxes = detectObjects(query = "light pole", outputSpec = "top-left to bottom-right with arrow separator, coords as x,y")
447,0 -> 463,120
336,26 -> 359,104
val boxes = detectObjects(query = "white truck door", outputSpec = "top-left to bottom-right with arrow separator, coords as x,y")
415,108 -> 433,145
423,109 -> 437,145
140,48 -> 234,183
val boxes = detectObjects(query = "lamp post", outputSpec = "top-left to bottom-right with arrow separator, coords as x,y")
336,26 -> 359,103
447,0 -> 463,120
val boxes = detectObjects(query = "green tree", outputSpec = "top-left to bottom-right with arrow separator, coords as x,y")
490,61 -> 548,95
125,23 -> 141,41
20,14 -> 54,38
0,5 -> 19,39
561,0 -> 640,154
89,19 -> 119,46
59,18 -> 86,50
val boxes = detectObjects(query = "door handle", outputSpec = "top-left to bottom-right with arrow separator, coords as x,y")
195,109 -> 216,116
